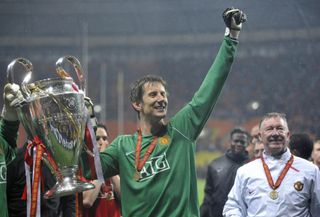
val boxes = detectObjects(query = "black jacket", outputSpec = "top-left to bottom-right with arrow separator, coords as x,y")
200,149 -> 249,217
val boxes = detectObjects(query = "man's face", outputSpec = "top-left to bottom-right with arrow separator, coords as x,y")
259,117 -> 290,156
312,142 -> 320,167
135,82 -> 168,120
246,125 -> 259,158
254,141 -> 264,158
230,133 -> 248,155
250,125 -> 260,144
96,127 -> 109,152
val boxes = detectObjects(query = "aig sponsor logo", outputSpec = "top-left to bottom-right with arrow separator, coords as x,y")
0,162 -> 6,184
139,153 -> 170,181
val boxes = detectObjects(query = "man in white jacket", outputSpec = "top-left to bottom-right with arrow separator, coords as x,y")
223,112 -> 320,217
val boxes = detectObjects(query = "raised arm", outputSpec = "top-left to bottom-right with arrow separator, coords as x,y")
172,8 -> 247,140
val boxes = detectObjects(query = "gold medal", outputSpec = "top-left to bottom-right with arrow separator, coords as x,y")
134,170 -> 140,181
105,191 -> 114,200
269,190 -> 278,200
261,155 -> 294,201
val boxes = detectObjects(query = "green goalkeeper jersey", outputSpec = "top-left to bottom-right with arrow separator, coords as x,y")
0,119 -> 19,217
100,37 -> 238,217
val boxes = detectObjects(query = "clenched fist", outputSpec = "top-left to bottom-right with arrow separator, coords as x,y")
223,7 -> 247,39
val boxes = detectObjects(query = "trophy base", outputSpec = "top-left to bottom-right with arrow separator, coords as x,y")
44,177 -> 95,199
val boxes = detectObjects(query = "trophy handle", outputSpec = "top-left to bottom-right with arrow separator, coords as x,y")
55,56 -> 86,93
6,57 -> 33,98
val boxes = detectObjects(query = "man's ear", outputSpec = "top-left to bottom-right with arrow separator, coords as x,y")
258,132 -> 262,141
131,102 -> 141,112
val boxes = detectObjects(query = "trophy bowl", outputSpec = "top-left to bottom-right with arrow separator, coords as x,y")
8,57 -> 94,198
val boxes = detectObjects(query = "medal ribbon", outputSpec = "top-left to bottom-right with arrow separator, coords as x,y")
75,168 -> 83,217
24,136 -> 44,217
261,155 -> 294,190
135,129 -> 158,172
84,115 -> 104,183
22,136 -> 63,217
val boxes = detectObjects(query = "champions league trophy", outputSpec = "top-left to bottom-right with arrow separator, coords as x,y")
7,56 -> 95,198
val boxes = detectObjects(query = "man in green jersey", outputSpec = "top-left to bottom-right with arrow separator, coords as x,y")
0,83 -> 21,217
99,8 -> 247,217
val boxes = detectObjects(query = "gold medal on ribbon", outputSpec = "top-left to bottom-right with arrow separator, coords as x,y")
134,129 -> 158,183
269,190 -> 278,200
105,191 -> 115,200
261,155 -> 294,201
134,170 -> 140,182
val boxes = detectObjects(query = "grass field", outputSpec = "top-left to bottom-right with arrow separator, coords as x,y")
196,151 -> 221,205
197,178 -> 205,204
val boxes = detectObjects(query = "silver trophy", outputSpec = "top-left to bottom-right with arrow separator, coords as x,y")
7,56 -> 94,198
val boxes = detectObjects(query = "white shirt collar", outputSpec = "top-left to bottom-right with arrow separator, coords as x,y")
263,148 -> 292,164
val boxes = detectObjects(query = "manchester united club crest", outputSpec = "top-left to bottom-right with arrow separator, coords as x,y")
294,181 -> 304,191
159,135 -> 170,145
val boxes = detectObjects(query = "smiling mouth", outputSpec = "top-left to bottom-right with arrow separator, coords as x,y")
268,141 -> 284,147
269,139 -> 282,142
154,105 -> 166,110
268,136 -> 284,143
269,140 -> 282,143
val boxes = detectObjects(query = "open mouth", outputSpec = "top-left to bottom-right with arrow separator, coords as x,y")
154,104 -> 167,111
269,139 -> 283,144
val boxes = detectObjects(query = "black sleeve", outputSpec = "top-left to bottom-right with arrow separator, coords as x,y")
59,195 -> 76,217
41,164 -> 60,217
200,164 -> 216,217
41,164 -> 76,217
6,146 -> 27,217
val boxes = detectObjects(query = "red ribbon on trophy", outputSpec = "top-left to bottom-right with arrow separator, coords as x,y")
22,136 -> 63,217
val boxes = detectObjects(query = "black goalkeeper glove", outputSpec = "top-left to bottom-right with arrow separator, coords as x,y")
222,7 -> 247,39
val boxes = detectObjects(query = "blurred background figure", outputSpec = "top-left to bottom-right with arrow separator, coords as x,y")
246,124 -> 259,159
253,138 -> 264,159
312,140 -> 320,169
201,127 -> 249,217
289,133 -> 314,160
82,123 -> 121,217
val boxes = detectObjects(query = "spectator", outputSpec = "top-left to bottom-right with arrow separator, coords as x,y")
247,124 -> 259,159
82,123 -> 121,217
289,133 -> 313,160
253,138 -> 264,159
312,140 -> 320,169
200,127 -> 249,217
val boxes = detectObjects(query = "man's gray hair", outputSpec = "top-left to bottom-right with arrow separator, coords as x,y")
259,112 -> 288,129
